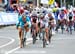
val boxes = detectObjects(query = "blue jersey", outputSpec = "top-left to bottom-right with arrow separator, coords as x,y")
60,13 -> 64,19
16,15 -> 31,28
26,16 -> 31,22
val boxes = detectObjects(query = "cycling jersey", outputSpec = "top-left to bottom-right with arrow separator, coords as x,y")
16,15 -> 31,29
31,11 -> 38,23
40,14 -> 49,28
68,12 -> 73,20
60,13 -> 65,19
58,12 -> 66,20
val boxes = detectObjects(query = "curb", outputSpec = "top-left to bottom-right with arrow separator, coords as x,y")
0,24 -> 15,29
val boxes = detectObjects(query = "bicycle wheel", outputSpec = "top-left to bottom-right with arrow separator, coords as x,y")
70,26 -> 72,34
48,28 -> 52,43
32,33 -> 36,44
42,30 -> 46,48
61,24 -> 64,34
22,39 -> 24,47
39,28 -> 42,40
39,31 -> 41,40
32,31 -> 36,44
23,31 -> 27,47
62,29 -> 63,34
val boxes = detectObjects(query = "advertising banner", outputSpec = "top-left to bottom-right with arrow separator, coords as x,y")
0,13 -> 18,25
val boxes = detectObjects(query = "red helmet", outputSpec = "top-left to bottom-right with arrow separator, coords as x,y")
18,7 -> 24,14
19,9 -> 24,14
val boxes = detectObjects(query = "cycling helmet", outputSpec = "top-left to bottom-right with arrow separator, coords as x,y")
18,7 -> 24,14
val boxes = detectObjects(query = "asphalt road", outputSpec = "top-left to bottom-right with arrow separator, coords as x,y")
0,26 -> 75,54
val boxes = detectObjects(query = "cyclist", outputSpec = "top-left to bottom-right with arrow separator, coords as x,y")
67,10 -> 73,33
39,13 -> 51,45
24,9 -> 31,30
57,9 -> 66,31
31,11 -> 39,41
48,12 -> 55,34
16,11 -> 31,48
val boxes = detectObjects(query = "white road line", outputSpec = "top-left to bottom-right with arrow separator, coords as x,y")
14,50 -> 46,54
52,37 -> 75,40
5,47 -> 20,54
0,36 -> 15,48
6,39 -> 32,54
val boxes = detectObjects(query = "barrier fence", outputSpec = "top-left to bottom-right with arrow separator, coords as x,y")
0,12 -> 18,25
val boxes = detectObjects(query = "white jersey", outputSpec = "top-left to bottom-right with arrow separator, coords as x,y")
39,14 -> 49,28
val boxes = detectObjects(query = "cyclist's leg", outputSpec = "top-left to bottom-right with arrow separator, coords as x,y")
45,23 -> 49,44
23,22 -> 30,43
31,22 -> 37,38
18,26 -> 23,48
28,21 -> 31,31
24,23 -> 30,32
35,23 -> 38,34
23,22 -> 31,43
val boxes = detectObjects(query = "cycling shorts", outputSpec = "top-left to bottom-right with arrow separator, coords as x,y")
42,22 -> 48,28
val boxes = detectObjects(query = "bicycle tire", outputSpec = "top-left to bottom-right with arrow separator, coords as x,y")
61,24 -> 64,34
43,38 -> 46,48
62,29 -> 63,34
33,34 -> 36,44
22,39 -> 24,47
42,31 -> 46,48
22,30 -> 27,47
70,26 -> 72,34
31,25 -> 37,44
48,29 -> 52,43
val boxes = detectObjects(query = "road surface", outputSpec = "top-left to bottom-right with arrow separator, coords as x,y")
0,26 -> 75,54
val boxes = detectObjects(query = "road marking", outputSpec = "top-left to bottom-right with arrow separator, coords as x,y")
5,47 -> 20,54
52,37 -> 75,40
0,36 -> 15,48
6,39 -> 32,54
14,50 -> 46,54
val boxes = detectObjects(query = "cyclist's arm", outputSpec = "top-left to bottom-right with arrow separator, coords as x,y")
58,14 -> 61,20
64,14 -> 67,19
16,16 -> 22,29
16,21 -> 20,29
25,17 -> 31,28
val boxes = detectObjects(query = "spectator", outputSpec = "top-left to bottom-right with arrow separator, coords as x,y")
6,5 -> 14,12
